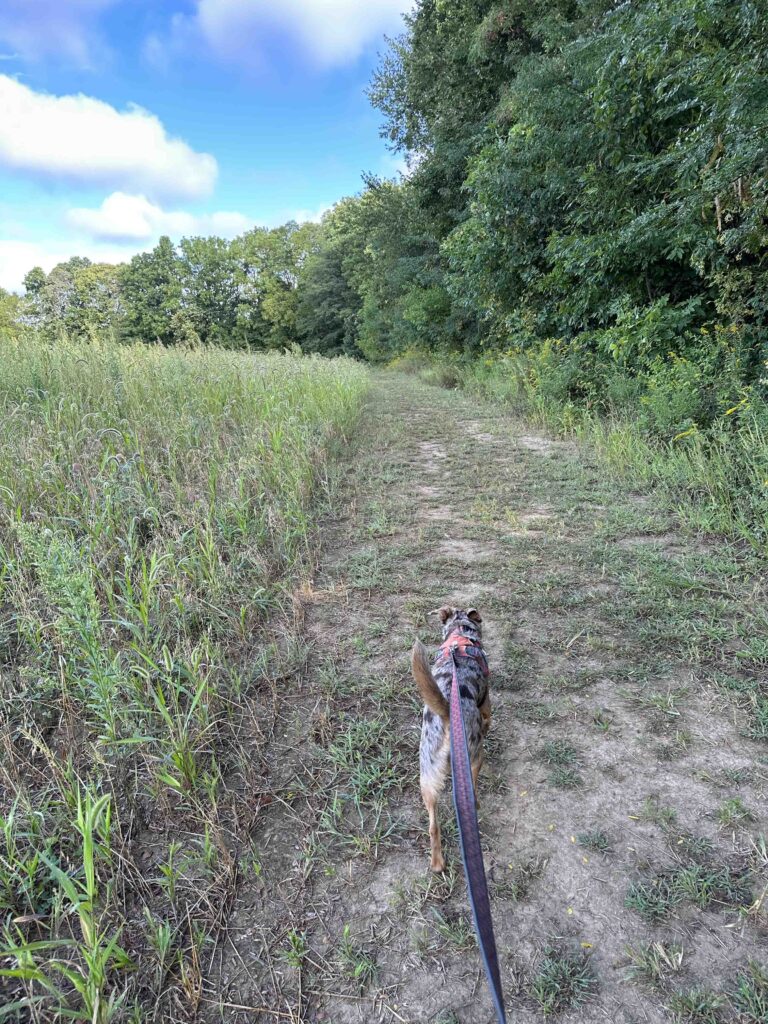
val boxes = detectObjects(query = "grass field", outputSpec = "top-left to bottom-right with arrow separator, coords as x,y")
2,344 -> 767,1023
0,336 -> 368,1020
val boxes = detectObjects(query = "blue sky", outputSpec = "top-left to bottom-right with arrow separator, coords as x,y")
0,1 -> 409,290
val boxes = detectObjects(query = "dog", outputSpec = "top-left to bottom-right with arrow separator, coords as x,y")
411,606 -> 491,872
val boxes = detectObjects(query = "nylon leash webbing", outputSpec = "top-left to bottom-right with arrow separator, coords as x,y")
449,648 -> 507,1024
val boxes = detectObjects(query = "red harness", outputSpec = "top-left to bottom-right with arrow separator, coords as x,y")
439,631 -> 489,677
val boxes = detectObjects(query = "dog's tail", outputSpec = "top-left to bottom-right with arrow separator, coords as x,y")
411,640 -> 450,723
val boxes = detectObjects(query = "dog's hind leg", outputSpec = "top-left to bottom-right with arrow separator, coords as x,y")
479,694 -> 491,736
420,719 -> 450,872
471,754 -> 484,809
421,781 -> 445,873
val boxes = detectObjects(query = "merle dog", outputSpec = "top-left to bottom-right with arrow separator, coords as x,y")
411,606 -> 491,872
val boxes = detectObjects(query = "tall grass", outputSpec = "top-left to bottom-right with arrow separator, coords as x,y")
0,334 -> 368,1019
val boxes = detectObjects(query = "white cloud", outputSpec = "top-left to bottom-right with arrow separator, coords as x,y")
0,238 -> 139,293
284,202 -> 333,225
0,0 -> 118,67
67,192 -> 252,242
174,0 -> 408,68
0,75 -> 217,201
0,195 -> 336,292
380,151 -> 412,179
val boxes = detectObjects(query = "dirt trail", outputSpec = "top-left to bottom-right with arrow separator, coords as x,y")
217,374 -> 767,1023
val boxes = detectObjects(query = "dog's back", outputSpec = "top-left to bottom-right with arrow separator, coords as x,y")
412,606 -> 491,871
420,639 -> 487,748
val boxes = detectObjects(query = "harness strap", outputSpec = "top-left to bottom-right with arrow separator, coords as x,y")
449,647 -> 507,1023
439,631 -> 489,672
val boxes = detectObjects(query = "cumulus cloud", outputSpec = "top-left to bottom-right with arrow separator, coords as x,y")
0,0 -> 118,67
67,192 -> 252,243
0,76 -> 217,201
0,238 -> 139,293
1,195 -> 333,292
284,202 -> 333,225
172,0 -> 408,68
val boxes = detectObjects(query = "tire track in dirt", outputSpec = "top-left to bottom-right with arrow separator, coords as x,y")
217,373 -> 768,1024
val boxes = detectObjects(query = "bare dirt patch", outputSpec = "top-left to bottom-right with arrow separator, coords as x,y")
436,538 -> 498,563
517,434 -> 574,455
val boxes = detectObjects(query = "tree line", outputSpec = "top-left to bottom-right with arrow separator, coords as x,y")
10,222 -> 334,352
6,0 -> 768,436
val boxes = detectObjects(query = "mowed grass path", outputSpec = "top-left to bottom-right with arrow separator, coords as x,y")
224,373 -> 768,1023
0,338 -> 368,1021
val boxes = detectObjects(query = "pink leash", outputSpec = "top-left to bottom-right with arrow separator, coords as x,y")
448,642 -> 507,1023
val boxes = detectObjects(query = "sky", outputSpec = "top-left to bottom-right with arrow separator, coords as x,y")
0,0 -> 410,292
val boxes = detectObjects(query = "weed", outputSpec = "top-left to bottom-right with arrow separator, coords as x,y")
721,767 -> 752,786
0,799 -> 58,922
319,795 -> 401,859
344,548 -> 384,589
625,874 -> 681,922
748,833 -> 768,875
656,730 -> 694,761
317,660 -> 354,698
431,910 -> 475,952
279,929 -> 308,969
548,766 -> 583,788
539,739 -> 583,783
0,789 -> 133,1022
731,961 -> 768,1022
529,944 -> 596,1015
364,501 -> 394,538
670,832 -> 714,861
157,841 -> 183,904
324,716 -> 402,804
625,688 -> 684,717
400,864 -> 460,911
713,676 -> 768,742
540,740 -> 580,766
351,634 -> 372,657
338,924 -> 377,991
673,864 -> 750,910
515,701 -> 561,723
668,988 -> 725,1023
493,857 -> 547,902
577,829 -> 611,853
545,671 -> 598,694
747,695 -> 768,741
637,796 -> 678,828
0,337 -> 368,1015
625,941 -> 684,986
717,798 -> 754,828
592,709 -> 612,731
626,864 -> 751,922
143,910 -> 175,984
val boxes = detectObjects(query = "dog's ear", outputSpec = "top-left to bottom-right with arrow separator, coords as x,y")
438,605 -> 455,624
467,608 -> 482,624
